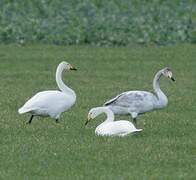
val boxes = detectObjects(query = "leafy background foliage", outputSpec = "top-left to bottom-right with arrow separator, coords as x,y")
0,0 -> 195,46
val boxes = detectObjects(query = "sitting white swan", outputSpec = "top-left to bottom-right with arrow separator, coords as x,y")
18,61 -> 77,124
104,67 -> 175,125
85,107 -> 142,137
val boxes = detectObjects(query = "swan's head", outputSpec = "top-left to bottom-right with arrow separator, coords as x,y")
85,107 -> 103,126
60,61 -> 77,71
162,67 -> 175,81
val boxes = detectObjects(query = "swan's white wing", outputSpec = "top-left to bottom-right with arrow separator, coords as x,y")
19,90 -> 74,116
20,91 -> 58,110
104,92 -> 127,106
104,91 -> 154,107
96,120 -> 141,136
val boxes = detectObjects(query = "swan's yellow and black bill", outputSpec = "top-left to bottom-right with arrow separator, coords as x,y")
85,119 -> 89,126
85,115 -> 91,126
70,66 -> 77,71
171,77 -> 175,81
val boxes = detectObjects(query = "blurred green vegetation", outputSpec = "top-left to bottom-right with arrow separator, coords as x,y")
0,0 -> 195,46
0,44 -> 196,179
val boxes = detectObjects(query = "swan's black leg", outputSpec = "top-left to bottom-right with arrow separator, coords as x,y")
133,118 -> 137,126
28,115 -> 34,124
55,119 -> 59,123
130,112 -> 138,127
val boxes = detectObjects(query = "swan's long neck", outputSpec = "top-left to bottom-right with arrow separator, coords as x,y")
56,64 -> 76,98
153,70 -> 168,108
97,107 -> 114,122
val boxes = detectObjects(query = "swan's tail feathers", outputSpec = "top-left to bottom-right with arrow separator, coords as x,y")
18,107 -> 31,114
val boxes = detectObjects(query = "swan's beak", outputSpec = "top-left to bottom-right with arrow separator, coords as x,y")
171,77 -> 175,81
85,115 -> 91,126
70,65 -> 77,71
168,71 -> 175,81
85,119 -> 89,126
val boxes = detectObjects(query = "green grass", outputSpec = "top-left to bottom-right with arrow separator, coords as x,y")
0,44 -> 195,179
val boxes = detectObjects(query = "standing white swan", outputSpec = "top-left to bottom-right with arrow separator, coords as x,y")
104,67 -> 175,125
85,107 -> 142,137
18,61 -> 77,124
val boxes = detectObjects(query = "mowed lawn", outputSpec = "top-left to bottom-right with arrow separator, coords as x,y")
0,44 -> 195,180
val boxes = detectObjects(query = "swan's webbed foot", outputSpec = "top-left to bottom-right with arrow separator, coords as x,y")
27,115 -> 34,124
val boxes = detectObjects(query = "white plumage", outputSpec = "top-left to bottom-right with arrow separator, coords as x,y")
86,107 -> 142,137
18,61 -> 77,124
104,67 -> 175,125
